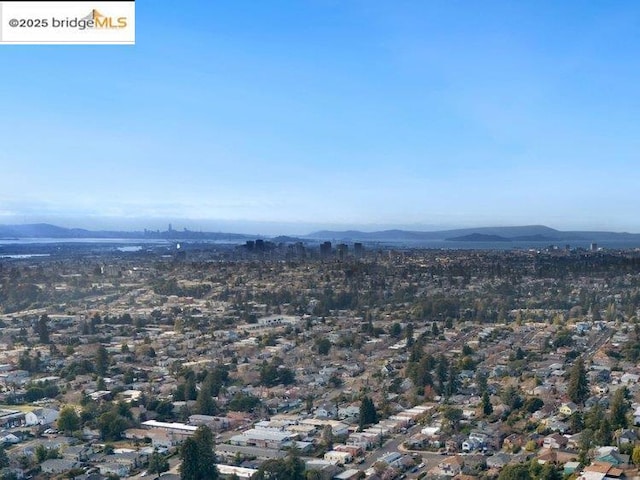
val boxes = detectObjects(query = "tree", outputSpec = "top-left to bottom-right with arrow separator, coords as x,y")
405,322 -> 414,348
316,338 -> 331,355
595,417 -> 612,446
610,386 -> 630,430
148,449 -> 170,479
180,426 -> 218,480
578,428 -> 593,465
585,403 -> 604,431
567,358 -> 589,405
96,345 -> 110,376
476,371 -> 488,394
443,406 -> 463,432
195,379 -> 218,416
35,445 -> 48,464
57,405 -> 80,434
0,445 -> 8,469
228,393 -> 261,412
435,355 -> 448,394
445,364 -> 460,397
358,396 -> 377,430
321,424 -> 333,449
497,463 -> 530,480
389,322 -> 402,338
539,463 -> 561,480
252,450 -> 305,480
482,391 -> 493,416
98,409 -> 129,441
35,314 -> 50,344
569,411 -> 584,433
523,397 -> 544,414
501,385 -> 523,411
632,445 -> 640,466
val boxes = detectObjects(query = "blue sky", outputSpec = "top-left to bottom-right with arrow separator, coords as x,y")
1,1 -> 639,235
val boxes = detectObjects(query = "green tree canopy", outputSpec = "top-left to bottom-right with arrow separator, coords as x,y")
358,396 -> 377,430
57,405 -> 80,433
180,426 -> 218,480
567,358 -> 589,405
148,449 -> 170,479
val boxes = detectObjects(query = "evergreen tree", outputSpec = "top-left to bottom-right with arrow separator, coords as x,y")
96,346 -> 110,376
180,426 -> 218,480
476,371 -> 488,394
358,396 -> 377,430
252,452 -> 305,480
497,463 -> 530,480
180,438 -> 200,480
321,424 -> 333,449
445,364 -> 459,397
569,411 -> 584,433
148,449 -> 170,479
595,417 -> 612,446
405,322 -> 414,348
0,444 -> 8,469
436,355 -> 448,394
567,358 -> 589,405
482,391 -> 493,416
195,384 -> 217,416
36,314 -> 50,344
610,386 -> 630,430
585,403 -> 603,431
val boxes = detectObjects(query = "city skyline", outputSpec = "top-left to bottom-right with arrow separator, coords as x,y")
2,1 -> 639,233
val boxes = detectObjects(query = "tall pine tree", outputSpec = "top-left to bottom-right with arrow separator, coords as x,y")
567,358 -> 589,405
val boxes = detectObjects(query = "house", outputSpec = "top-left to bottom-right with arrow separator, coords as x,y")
431,456 -> 464,477
616,429 -> 638,446
620,373 -> 639,385
338,405 -> 360,420
333,444 -> 363,458
633,405 -> 640,426
324,450 -> 352,465
595,447 -> 629,467
40,459 -> 80,474
543,434 -> 568,450
98,463 -> 131,477
486,453 -> 511,469
378,451 -> 402,466
229,428 -> 294,450
0,409 -> 25,428
334,469 -> 362,480
315,404 -> 336,419
564,461 -> 580,476
502,433 -> 525,452
62,445 -> 91,462
558,402 -> 579,416
25,407 -> 59,426
0,433 -> 20,444
577,461 -> 624,480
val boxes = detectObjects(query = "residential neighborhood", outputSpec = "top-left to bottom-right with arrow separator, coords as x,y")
1,243 -> 640,480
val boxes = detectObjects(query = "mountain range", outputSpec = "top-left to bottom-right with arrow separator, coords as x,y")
306,225 -> 640,243
1,223 -> 640,245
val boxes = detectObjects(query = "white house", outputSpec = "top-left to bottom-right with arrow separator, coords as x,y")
324,450 -> 352,465
25,408 -> 59,427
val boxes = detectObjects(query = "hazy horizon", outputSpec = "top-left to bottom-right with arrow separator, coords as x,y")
2,215 -> 640,237
2,2 -> 639,232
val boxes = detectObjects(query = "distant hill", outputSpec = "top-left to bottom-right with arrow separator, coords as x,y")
3,223 -> 640,246
446,233 -> 511,242
0,223 -> 254,241
307,225 -> 640,244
